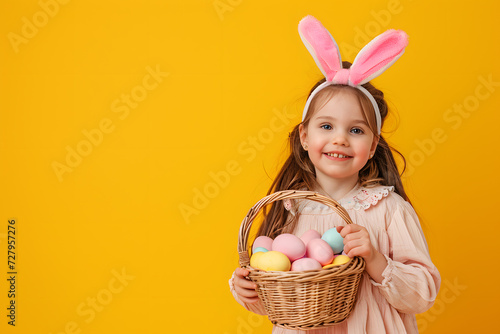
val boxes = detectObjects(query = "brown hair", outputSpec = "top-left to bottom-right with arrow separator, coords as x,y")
256,61 -> 410,239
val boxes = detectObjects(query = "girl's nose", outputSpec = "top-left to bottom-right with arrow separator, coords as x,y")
332,132 -> 349,146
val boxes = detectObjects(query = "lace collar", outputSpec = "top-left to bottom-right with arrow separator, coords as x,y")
283,184 -> 394,214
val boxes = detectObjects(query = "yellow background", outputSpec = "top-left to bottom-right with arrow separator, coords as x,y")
1,0 -> 499,333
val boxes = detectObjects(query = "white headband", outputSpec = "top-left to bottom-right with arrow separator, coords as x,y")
298,15 -> 409,135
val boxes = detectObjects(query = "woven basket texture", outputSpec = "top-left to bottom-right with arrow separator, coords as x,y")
238,190 -> 365,330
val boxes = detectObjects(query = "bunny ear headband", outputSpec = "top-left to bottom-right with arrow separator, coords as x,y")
298,15 -> 409,135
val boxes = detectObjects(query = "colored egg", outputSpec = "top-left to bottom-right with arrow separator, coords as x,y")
321,228 -> 344,254
272,233 -> 306,262
300,229 -> 321,246
250,251 -> 266,269
291,258 -> 322,271
253,247 -> 268,253
306,238 -> 334,266
258,251 -> 291,271
332,255 -> 351,266
322,255 -> 350,268
252,236 -> 273,252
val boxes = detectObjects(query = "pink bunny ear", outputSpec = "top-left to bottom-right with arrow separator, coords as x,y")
298,15 -> 342,81
349,29 -> 409,86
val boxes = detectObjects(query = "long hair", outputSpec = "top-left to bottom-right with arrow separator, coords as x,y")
256,61 -> 410,239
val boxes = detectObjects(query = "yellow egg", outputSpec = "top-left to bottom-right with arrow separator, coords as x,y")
332,255 -> 351,266
250,251 -> 266,269
258,251 -> 291,271
323,255 -> 351,269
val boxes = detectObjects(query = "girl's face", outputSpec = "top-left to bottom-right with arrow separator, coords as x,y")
299,90 -> 379,185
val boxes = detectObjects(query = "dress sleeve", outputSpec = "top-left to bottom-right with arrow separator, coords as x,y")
228,272 -> 267,315
370,200 -> 441,314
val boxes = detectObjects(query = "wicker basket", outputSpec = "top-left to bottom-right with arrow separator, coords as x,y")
238,190 -> 365,330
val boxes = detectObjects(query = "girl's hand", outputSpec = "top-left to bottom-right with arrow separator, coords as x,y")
336,225 -> 376,262
336,225 -> 388,283
232,267 -> 260,304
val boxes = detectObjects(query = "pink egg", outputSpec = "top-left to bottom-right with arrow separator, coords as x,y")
291,258 -> 322,271
306,238 -> 334,266
300,229 -> 321,246
252,236 -> 273,252
272,234 -> 306,262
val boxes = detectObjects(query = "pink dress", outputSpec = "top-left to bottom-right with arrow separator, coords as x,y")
229,183 -> 441,333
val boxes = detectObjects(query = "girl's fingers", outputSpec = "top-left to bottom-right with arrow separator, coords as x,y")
234,283 -> 259,298
338,225 -> 372,258
233,269 -> 260,303
344,239 -> 372,258
343,238 -> 363,254
234,268 -> 257,288
338,224 -> 363,237
234,274 -> 258,290
342,224 -> 369,245
235,267 -> 249,278
343,230 -> 367,243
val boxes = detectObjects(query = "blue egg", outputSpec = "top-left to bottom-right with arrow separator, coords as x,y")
253,247 -> 268,253
321,228 -> 344,254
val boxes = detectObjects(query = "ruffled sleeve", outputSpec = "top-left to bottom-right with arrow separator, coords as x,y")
228,272 -> 267,315
370,200 -> 441,314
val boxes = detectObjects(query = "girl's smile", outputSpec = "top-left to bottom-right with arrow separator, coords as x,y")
324,151 -> 352,160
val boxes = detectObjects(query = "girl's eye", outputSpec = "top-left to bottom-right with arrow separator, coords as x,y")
320,124 -> 332,130
351,128 -> 364,134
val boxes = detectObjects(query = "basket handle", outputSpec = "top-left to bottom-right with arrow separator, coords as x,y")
237,190 -> 354,267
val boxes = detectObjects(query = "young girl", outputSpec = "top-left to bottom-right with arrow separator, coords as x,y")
229,16 -> 440,333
